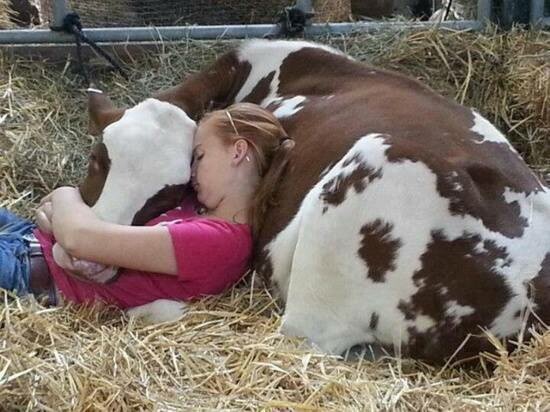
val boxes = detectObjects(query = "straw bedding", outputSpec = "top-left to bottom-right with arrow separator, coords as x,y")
0,0 -> 15,29
1,27 -> 549,410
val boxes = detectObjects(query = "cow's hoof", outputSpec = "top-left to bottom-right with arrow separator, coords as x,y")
126,299 -> 187,324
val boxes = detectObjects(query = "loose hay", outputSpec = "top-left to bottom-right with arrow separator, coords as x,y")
1,27 -> 549,410
0,0 -> 15,29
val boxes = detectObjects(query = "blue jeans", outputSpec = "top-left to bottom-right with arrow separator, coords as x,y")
0,208 -> 36,296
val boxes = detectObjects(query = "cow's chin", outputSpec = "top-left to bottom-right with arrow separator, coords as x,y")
132,183 -> 192,226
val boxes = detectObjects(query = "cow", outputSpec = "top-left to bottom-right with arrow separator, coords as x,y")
74,97 -> 196,323
85,39 -> 550,364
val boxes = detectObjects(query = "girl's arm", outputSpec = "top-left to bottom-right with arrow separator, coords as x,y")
49,187 -> 178,275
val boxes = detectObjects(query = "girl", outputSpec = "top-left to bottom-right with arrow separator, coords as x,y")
0,102 -> 294,309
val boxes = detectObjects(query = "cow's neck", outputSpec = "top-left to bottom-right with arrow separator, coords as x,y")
153,52 -> 244,120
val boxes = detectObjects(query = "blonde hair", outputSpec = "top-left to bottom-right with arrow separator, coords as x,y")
201,103 -> 294,238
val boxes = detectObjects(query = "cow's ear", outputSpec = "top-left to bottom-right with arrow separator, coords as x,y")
88,89 -> 124,135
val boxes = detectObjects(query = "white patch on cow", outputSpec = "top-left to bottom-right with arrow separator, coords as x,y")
266,211 -> 302,302
414,315 -> 436,332
487,187 -> 550,336
235,39 -> 344,105
447,171 -> 463,192
322,95 -> 335,100
126,299 -> 187,324
93,99 -> 196,225
319,163 -> 334,179
470,109 -> 517,153
272,95 -> 307,119
446,300 -> 475,325
267,132 -> 550,355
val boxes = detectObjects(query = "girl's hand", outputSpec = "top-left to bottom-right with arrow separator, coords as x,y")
49,186 -> 98,253
35,201 -> 53,234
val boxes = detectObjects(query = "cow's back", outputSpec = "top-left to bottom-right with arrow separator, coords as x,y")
231,40 -> 550,361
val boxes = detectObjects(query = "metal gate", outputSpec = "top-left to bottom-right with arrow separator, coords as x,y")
0,0 -> 498,45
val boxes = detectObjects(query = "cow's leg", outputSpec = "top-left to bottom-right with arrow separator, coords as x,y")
277,137 -> 389,355
278,133 -> 428,357
280,206 -> 380,355
126,299 -> 187,324
263,212 -> 302,303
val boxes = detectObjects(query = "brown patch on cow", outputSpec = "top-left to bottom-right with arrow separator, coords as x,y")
369,312 -> 379,330
242,71 -> 276,104
528,253 -> 550,327
320,153 -> 382,211
398,230 -> 513,362
381,116 -> 540,239
439,161 -> 528,238
153,51 -> 250,120
79,142 -> 111,206
132,184 -> 190,226
358,219 -> 401,283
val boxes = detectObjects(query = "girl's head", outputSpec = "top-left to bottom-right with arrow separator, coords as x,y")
192,102 -> 294,236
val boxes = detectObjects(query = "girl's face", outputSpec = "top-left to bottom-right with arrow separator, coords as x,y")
191,119 -> 234,209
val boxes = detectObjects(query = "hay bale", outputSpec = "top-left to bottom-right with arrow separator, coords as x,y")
313,0 -> 352,23
0,28 -> 549,409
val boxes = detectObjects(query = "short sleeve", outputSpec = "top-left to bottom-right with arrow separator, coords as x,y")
167,218 -> 252,296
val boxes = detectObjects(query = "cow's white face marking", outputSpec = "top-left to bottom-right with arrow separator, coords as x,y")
272,95 -> 307,119
93,99 -> 196,225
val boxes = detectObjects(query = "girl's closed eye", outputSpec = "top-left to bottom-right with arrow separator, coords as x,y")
192,152 -> 203,165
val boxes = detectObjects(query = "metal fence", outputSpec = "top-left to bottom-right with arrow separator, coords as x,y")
531,0 -> 550,27
0,0 -> 545,46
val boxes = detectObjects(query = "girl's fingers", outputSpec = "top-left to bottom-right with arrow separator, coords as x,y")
39,192 -> 54,207
35,208 -> 52,234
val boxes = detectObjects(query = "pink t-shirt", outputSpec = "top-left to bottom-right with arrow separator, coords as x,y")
33,195 -> 252,309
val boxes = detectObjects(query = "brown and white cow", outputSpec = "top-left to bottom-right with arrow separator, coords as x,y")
77,97 -> 197,323
87,39 -> 550,363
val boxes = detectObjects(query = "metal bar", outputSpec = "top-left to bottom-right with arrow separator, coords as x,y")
500,0 -> 530,27
296,0 -> 313,13
530,0 -> 545,27
51,0 -> 68,29
477,0 -> 492,25
0,20 -> 481,45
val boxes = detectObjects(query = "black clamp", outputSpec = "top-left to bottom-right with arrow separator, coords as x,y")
51,12 -> 127,85
265,5 -> 315,39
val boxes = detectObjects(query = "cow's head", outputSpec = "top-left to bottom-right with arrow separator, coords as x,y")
80,94 -> 197,226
